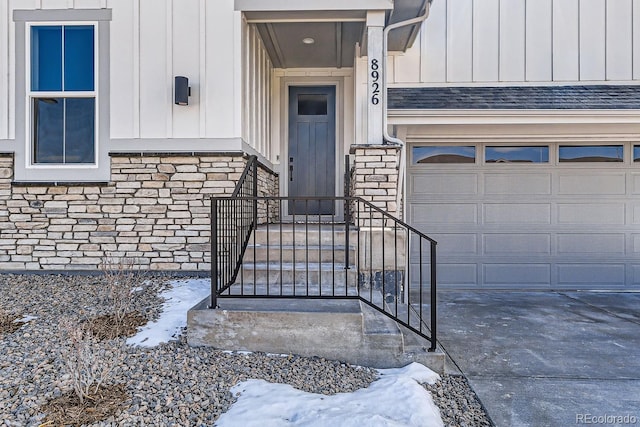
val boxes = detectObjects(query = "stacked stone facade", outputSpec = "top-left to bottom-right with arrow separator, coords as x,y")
0,153 -> 278,271
350,145 -> 402,219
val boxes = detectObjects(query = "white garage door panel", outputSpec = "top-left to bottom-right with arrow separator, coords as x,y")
558,173 -> 626,195
557,264 -> 625,287
484,264 -> 550,285
631,205 -> 640,224
631,266 -> 640,285
483,234 -> 551,255
410,263 -> 478,285
485,173 -> 551,195
408,144 -> 639,289
411,174 -> 478,195
411,204 -> 478,224
557,234 -> 625,255
631,174 -> 640,194
484,203 -> 551,224
632,235 -> 640,253
413,233 -> 478,255
557,203 -> 625,225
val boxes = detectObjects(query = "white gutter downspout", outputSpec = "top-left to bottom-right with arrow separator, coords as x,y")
382,1 -> 432,219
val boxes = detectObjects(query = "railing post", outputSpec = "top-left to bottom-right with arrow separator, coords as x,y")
252,158 -> 258,227
344,155 -> 351,271
429,241 -> 437,352
210,197 -> 218,309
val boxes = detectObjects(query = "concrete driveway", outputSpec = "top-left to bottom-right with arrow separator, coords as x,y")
437,291 -> 640,427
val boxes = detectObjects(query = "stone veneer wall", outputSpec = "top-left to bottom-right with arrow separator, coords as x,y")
350,145 -> 402,219
0,153 -> 278,271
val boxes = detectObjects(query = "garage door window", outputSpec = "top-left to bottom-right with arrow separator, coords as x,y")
633,146 -> 640,162
412,146 -> 475,164
485,146 -> 549,163
559,145 -> 623,163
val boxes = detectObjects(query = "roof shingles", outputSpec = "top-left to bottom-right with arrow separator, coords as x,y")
387,86 -> 640,110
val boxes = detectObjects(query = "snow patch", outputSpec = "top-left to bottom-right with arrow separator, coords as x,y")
216,362 -> 443,427
13,315 -> 38,323
127,278 -> 210,347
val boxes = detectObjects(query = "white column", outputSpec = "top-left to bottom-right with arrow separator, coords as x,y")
366,11 -> 385,145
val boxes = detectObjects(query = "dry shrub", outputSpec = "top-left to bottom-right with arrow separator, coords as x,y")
97,257 -> 147,338
41,383 -> 128,427
0,310 -> 22,334
58,319 -> 124,405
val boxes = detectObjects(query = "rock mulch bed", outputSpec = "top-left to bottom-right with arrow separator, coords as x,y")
0,274 -> 492,426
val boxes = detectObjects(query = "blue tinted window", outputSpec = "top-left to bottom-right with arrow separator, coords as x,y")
486,146 -> 549,163
559,146 -> 623,162
33,98 -> 95,164
65,98 -> 95,163
413,146 -> 476,164
634,146 -> 640,162
33,98 -> 64,163
31,26 -> 62,91
64,26 -> 94,91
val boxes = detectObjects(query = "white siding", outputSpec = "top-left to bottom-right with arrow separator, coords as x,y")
3,0 -> 259,152
421,0 -> 447,82
0,0 -> 9,139
242,20 -> 273,155
390,0 -> 640,85
472,0 -> 499,82
635,0 -> 640,79
580,0 -> 606,81
553,0 -> 580,81
499,0 -> 525,81
606,0 -> 633,80
446,0 -> 472,82
525,0 -> 552,81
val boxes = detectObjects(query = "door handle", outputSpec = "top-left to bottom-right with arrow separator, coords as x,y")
289,157 -> 294,181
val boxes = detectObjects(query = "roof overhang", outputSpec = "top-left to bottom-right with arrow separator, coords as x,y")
388,109 -> 640,126
235,0 -> 428,68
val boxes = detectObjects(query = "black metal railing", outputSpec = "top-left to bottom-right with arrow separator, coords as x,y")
210,155 -> 258,308
210,193 -> 438,351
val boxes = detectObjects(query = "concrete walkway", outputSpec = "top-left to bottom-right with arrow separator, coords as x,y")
437,291 -> 640,427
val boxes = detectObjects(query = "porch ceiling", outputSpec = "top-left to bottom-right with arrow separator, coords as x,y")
238,0 -> 428,69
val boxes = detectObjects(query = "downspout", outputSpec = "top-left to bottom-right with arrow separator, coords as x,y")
382,1 -> 432,218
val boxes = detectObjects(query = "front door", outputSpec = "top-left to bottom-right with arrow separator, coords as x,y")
288,86 -> 336,215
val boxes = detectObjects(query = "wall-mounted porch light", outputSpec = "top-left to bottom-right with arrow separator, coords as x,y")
175,76 -> 190,106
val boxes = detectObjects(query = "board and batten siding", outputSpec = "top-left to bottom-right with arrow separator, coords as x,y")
390,0 -> 640,84
242,17 -> 273,159
0,0 -> 277,154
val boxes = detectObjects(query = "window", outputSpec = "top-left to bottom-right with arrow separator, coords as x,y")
412,146 -> 476,164
486,146 -> 549,163
29,24 -> 96,164
634,146 -> 640,162
559,145 -> 623,163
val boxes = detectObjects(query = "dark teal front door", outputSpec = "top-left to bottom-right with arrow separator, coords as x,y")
288,86 -> 336,215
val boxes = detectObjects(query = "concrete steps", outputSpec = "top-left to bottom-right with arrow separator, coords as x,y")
187,296 -> 445,371
191,224 -> 445,371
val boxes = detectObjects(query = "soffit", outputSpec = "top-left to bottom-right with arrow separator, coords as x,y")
237,0 -> 428,68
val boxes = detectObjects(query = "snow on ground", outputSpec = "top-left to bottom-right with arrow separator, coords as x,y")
128,279 -> 444,426
216,363 -> 443,427
127,278 -> 210,347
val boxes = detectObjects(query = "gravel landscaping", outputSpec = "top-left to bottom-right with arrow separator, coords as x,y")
0,274 -> 492,426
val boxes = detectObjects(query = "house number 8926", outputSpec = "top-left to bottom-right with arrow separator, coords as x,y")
371,59 -> 380,105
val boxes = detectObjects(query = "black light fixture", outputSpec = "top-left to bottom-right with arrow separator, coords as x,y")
175,76 -> 190,106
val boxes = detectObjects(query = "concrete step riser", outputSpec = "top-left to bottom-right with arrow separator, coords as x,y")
243,247 -> 356,264
237,268 -> 358,287
252,230 -> 358,246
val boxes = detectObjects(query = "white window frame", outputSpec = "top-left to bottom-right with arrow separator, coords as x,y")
25,21 -> 99,169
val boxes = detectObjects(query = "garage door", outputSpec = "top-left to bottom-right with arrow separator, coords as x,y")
407,143 -> 640,290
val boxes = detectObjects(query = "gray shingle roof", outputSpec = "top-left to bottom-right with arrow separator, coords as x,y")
387,85 -> 640,109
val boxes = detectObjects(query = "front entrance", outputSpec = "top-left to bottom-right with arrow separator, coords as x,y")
288,86 -> 336,215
